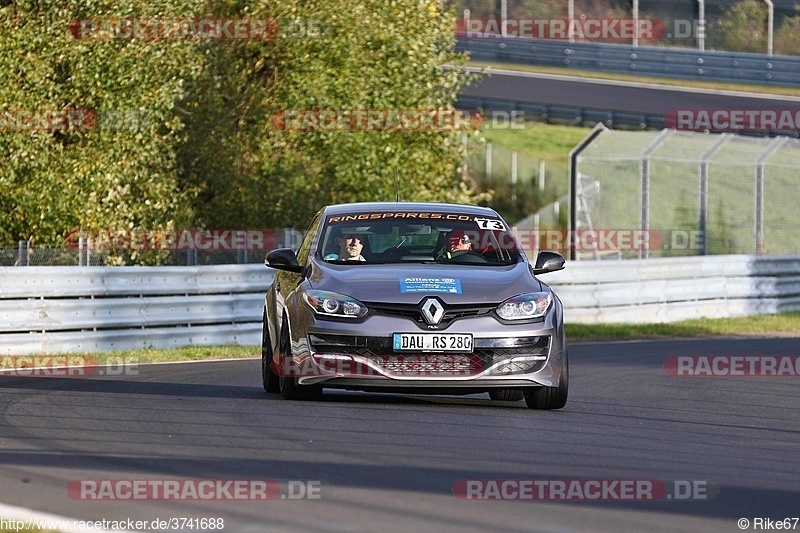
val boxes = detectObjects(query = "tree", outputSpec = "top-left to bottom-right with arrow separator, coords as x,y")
709,0 -> 768,54
0,0 -> 205,261
1,0 -> 482,258
209,0 -> 482,227
775,14 -> 800,56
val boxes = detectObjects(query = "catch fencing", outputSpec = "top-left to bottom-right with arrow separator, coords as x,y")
571,127 -> 800,260
1,255 -> 799,355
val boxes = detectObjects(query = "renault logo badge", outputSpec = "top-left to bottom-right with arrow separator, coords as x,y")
421,298 -> 445,326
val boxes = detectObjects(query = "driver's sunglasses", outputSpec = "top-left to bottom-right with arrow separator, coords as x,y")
450,235 -> 471,244
343,235 -> 362,243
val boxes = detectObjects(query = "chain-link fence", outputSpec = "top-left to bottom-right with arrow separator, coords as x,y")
573,128 -> 800,259
464,138 -> 568,226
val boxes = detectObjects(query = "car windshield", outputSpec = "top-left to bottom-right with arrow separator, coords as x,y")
317,211 -> 523,266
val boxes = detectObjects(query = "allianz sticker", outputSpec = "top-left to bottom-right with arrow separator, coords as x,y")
400,277 -> 462,294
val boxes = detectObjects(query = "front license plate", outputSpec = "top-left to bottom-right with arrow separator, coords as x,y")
392,333 -> 473,353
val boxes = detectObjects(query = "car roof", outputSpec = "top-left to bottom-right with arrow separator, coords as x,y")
322,202 -> 502,218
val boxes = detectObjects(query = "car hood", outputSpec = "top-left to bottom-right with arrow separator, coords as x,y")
307,260 -> 542,305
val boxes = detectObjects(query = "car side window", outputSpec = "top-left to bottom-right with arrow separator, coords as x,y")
296,214 -> 321,265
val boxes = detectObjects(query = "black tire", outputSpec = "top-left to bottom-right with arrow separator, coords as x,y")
488,390 -> 524,401
278,317 -> 322,401
261,313 -> 279,393
524,354 -> 569,410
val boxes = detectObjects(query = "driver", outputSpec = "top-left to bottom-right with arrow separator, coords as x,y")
337,234 -> 366,261
439,228 -> 487,263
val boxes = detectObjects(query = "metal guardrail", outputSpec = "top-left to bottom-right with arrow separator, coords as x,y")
0,264 -> 274,355
457,37 -> 800,86
2,256 -> 799,354
456,94 -> 665,130
546,255 -> 800,323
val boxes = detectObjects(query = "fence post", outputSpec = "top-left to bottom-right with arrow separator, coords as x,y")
486,143 -> 492,180
755,137 -> 788,254
511,151 -> 518,204
569,123 -> 607,260
765,0 -> 774,56
640,129 -> 674,259
697,0 -> 706,51
698,134 -> 732,255
461,134 -> 468,182
237,231 -> 249,264
568,0 -> 575,43
538,160 -> 545,193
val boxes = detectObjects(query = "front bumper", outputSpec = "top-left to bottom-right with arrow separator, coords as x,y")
286,312 -> 564,390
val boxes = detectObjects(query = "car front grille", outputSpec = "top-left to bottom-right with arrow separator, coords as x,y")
366,302 -> 496,328
308,334 -> 550,375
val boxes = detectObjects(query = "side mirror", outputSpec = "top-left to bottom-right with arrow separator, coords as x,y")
265,248 -> 303,273
532,251 -> 565,275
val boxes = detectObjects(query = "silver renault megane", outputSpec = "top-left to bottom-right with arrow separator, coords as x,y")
262,202 -> 568,409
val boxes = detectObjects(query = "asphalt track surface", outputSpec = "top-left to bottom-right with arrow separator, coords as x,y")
0,337 -> 798,532
459,69 -> 800,116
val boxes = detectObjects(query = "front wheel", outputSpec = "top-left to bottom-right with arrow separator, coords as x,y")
524,354 -> 568,410
278,317 -> 322,401
261,313 -> 279,393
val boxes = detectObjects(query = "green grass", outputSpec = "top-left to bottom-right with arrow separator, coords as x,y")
472,121 -> 590,205
7,345 -> 258,367
567,312 -> 800,342
469,60 -> 800,98
478,122 -> 588,176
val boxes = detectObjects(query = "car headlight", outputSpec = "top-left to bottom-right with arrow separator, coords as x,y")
496,292 -> 552,321
302,290 -> 368,319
